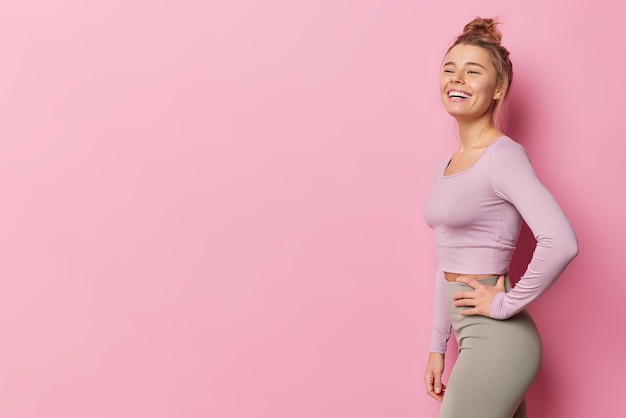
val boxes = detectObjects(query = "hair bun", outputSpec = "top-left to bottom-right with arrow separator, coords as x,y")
462,17 -> 502,43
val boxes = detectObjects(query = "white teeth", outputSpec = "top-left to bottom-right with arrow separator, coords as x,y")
448,91 -> 470,98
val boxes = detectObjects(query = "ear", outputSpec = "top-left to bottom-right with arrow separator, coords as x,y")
493,84 -> 505,100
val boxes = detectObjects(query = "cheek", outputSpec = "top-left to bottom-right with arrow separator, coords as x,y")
470,81 -> 497,99
439,78 -> 448,95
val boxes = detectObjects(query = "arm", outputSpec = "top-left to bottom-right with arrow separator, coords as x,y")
425,269 -> 449,400
488,141 -> 579,319
426,160 -> 452,349
429,269 -> 451,352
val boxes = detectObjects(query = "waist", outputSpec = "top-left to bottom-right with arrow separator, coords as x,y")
435,244 -> 515,274
443,272 -> 502,282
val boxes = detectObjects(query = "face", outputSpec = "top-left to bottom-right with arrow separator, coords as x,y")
440,44 -> 502,122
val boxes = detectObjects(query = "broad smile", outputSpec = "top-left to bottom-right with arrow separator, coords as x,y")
447,89 -> 472,100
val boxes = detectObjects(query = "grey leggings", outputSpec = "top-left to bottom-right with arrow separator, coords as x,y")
439,276 -> 542,418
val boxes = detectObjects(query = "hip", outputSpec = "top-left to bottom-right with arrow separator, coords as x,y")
444,276 -> 542,353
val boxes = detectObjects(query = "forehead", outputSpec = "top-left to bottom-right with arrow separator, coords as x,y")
444,44 -> 494,68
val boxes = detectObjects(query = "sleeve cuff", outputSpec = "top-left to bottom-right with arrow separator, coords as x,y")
489,291 -> 507,319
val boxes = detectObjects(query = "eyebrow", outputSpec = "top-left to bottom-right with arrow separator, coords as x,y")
443,61 -> 487,70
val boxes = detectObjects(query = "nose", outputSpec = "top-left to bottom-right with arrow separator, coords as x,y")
451,72 -> 463,83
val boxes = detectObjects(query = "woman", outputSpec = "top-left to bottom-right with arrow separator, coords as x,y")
422,18 -> 578,418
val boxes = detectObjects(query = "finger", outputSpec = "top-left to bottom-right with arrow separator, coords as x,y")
425,374 -> 434,392
427,386 -> 444,402
425,375 -> 436,397
453,290 -> 473,301
460,307 -> 478,316
456,276 -> 481,289
425,371 -> 444,401
454,298 -> 476,307
452,291 -> 464,301
434,373 -> 443,395
431,382 -> 446,402
427,390 -> 443,402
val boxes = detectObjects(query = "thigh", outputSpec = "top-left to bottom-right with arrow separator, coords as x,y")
439,313 -> 541,418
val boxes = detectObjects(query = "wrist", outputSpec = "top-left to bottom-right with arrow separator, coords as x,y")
489,291 -> 507,319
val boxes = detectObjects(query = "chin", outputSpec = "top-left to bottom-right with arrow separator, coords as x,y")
444,108 -> 469,119
443,105 -> 490,122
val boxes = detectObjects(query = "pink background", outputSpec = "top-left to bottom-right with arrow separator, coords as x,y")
0,1 -> 623,417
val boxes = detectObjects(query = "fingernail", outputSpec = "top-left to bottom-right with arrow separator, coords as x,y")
435,387 -> 440,393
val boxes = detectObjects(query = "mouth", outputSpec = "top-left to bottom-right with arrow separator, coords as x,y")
447,90 -> 471,99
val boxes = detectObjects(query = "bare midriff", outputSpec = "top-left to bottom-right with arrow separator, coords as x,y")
443,272 -> 499,282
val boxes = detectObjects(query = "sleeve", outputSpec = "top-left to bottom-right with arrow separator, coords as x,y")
488,141 -> 579,319
430,269 -> 451,353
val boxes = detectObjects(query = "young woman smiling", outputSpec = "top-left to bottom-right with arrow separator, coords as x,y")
422,18 -> 578,418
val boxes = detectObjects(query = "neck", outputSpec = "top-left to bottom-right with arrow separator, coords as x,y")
456,115 -> 502,151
